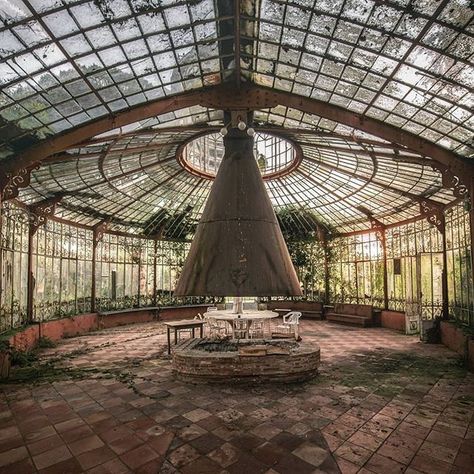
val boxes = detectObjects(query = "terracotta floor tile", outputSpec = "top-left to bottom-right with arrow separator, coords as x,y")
177,423 -> 207,442
33,444 -> 72,471
292,441 -> 333,468
364,453 -> 406,474
208,442 -> 241,468
69,434 -> 104,455
409,453 -> 452,474
119,443 -> 159,470
397,422 -> 430,440
23,425 -> 56,443
453,450 -> 474,471
180,455 -> 221,474
425,430 -> 462,450
60,424 -> 94,443
334,456 -> 360,474
334,441 -> 372,466
190,432 -> 224,454
273,452 -> 315,474
1,321 -> 473,474
347,430 -> 384,451
0,457 -> 35,474
76,444 -> 116,470
108,433 -> 144,455
418,440 -> 457,464
322,422 -> 358,441
168,443 -> 201,468
86,457 -> 132,474
37,457 -> 83,474
0,445 -> 29,468
27,434 -> 64,456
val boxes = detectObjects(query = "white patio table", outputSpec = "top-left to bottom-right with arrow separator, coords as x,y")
203,310 -> 279,339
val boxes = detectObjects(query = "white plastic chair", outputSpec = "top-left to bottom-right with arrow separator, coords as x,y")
275,311 -> 302,339
232,318 -> 249,339
206,316 -> 227,337
248,318 -> 264,339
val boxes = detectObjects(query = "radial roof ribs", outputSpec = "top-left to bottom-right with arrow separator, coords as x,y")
0,0 -> 472,235
174,127 -> 301,297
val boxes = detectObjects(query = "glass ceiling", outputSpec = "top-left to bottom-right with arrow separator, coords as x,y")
181,132 -> 298,179
1,0 -> 472,234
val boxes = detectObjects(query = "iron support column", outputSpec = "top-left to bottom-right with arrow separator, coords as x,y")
382,228 -> 389,310
441,224 -> 449,320
26,225 -> 34,323
91,236 -> 98,313
153,239 -> 158,306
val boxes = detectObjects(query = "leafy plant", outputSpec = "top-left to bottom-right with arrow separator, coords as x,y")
37,336 -> 57,349
10,348 -> 38,367
143,206 -> 197,241
275,206 -> 332,301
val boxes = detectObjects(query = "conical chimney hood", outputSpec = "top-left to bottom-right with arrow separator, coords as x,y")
174,128 -> 301,297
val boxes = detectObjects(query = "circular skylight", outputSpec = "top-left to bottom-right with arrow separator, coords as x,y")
178,132 -> 301,180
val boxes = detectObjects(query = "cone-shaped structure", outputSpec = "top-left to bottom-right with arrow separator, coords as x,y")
174,129 -> 302,297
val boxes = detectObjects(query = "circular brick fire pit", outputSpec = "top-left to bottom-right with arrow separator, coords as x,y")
172,339 -> 320,383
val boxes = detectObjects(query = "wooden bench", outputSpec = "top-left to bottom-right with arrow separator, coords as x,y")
267,301 -> 323,320
326,303 -> 373,327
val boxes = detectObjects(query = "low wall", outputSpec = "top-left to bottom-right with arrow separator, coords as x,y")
6,305 -> 209,352
440,321 -> 468,357
440,321 -> 474,372
99,310 -> 155,329
159,305 -> 208,321
381,310 -> 405,332
9,313 -> 99,351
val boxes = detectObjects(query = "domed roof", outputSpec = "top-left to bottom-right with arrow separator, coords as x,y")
0,0 -> 472,236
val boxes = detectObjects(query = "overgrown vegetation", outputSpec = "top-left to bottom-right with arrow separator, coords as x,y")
275,206 -> 332,301
37,336 -> 57,349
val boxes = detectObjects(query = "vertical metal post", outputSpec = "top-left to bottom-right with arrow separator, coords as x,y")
382,228 -> 389,310
323,239 -> 330,304
470,178 -> 474,327
153,239 -> 158,306
441,222 -> 449,320
27,224 -> 35,323
91,233 -> 98,313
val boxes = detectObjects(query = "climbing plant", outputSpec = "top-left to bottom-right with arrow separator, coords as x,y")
275,206 -> 331,301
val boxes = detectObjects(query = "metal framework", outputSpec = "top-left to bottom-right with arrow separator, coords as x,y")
0,0 -> 473,329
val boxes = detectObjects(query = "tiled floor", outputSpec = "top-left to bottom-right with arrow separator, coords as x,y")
1,320 -> 473,473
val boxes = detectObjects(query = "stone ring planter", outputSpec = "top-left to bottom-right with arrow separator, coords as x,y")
172,338 -> 320,383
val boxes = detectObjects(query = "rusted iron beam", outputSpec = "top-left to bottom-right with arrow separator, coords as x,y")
7,84 -> 473,188
234,0 -> 241,88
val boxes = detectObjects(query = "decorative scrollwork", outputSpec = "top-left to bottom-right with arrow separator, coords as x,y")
419,200 -> 445,233
369,217 -> 385,243
430,162 -> 469,199
0,163 -> 40,201
93,219 -> 111,245
29,197 -> 62,234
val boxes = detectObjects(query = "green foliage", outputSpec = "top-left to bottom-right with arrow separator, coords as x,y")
10,348 -> 38,367
275,206 -> 331,300
143,206 -> 197,241
37,336 -> 57,349
0,339 -> 12,354
276,206 -> 328,243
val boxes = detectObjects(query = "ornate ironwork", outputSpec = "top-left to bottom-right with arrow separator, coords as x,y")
419,200 -> 445,233
369,217 -> 386,243
429,162 -> 469,199
28,197 -> 62,234
93,219 -> 111,246
0,164 -> 40,201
